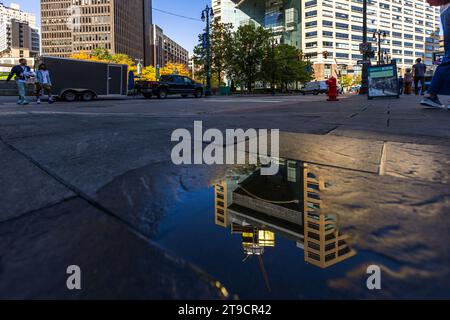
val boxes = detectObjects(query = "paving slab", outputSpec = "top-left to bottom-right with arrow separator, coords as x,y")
0,140 -> 74,222
0,197 -> 226,299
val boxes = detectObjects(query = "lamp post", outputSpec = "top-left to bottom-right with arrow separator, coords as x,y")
360,0 -> 369,95
201,5 -> 213,96
373,30 -> 387,65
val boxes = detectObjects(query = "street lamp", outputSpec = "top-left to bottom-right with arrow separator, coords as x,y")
201,5 -> 213,96
360,0 -> 369,95
373,30 -> 387,65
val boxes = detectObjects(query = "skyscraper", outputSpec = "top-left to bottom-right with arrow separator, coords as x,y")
40,0 -> 153,65
213,0 -> 442,80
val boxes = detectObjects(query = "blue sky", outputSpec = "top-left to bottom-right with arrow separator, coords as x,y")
11,0 -> 210,53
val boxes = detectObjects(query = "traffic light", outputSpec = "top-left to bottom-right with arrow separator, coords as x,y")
322,51 -> 329,59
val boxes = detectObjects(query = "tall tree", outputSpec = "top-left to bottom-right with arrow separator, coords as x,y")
211,20 -> 233,86
231,24 -> 271,92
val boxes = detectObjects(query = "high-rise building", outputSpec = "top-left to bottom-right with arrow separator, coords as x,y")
40,0 -> 153,65
213,0 -> 441,79
0,19 -> 40,58
212,0 -> 301,47
151,24 -> 189,68
0,3 -> 39,59
0,2 -> 37,28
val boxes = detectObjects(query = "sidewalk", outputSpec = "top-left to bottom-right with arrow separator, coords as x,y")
0,94 -> 449,299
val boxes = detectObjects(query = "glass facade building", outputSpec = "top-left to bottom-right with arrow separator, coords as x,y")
213,0 -> 442,80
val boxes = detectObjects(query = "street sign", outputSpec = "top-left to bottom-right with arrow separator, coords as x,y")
357,60 -> 371,65
359,42 -> 372,54
433,51 -> 445,66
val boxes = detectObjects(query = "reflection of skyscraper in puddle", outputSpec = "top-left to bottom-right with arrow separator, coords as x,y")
214,159 -> 356,269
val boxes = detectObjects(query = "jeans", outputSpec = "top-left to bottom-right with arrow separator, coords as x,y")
429,7 -> 450,96
414,77 -> 425,95
16,81 -> 28,104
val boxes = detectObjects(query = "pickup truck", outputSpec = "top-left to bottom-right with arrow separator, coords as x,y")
135,75 -> 204,99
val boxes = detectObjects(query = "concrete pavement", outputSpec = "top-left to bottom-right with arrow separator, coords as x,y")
0,93 -> 449,299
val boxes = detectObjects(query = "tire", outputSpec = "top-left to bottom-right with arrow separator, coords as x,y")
62,90 -> 77,102
81,91 -> 95,102
158,88 -> 168,99
181,94 -> 188,98
143,93 -> 152,99
194,89 -> 203,98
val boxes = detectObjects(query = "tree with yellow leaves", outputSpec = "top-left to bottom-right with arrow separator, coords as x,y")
141,65 -> 157,81
70,50 -> 137,73
160,62 -> 190,77
70,51 -> 93,61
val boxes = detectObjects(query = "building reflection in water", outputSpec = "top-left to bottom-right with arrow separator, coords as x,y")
214,159 -> 356,269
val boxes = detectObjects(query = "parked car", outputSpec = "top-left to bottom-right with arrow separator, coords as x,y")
37,56 -> 128,102
135,75 -> 204,99
300,81 -> 329,95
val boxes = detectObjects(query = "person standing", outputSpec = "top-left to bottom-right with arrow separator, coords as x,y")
6,58 -> 34,105
35,64 -> 54,104
404,69 -> 413,95
421,0 -> 450,108
412,58 -> 427,95
398,75 -> 404,95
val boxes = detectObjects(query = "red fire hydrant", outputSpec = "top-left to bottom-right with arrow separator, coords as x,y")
326,76 -> 339,101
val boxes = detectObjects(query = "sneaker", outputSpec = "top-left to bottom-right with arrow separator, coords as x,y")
37,99 -> 41,104
421,96 -> 443,108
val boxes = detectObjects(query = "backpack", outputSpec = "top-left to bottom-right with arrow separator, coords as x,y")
427,0 -> 450,6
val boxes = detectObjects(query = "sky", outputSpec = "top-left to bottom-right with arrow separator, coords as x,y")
10,0 -> 210,53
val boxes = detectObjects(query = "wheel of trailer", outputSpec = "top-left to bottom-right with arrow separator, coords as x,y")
81,91 -> 95,102
158,88 -> 168,99
143,93 -> 152,99
62,90 -> 77,102
194,89 -> 203,98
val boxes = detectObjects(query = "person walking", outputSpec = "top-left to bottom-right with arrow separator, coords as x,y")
6,58 -> 34,105
404,69 -> 413,95
398,75 -> 404,95
412,58 -> 427,95
35,64 -> 54,104
421,0 -> 450,108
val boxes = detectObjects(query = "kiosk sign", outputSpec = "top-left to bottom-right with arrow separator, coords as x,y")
367,64 -> 399,99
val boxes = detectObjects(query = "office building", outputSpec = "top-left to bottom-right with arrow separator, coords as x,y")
40,0 -> 153,65
213,0 -> 442,79
212,0 -> 301,47
151,24 -> 189,67
0,2 -> 36,28
0,3 -> 39,59
0,19 -> 40,58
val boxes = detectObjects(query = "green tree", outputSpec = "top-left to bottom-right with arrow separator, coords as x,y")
261,44 -> 314,92
231,24 -> 271,92
193,33 -> 207,83
211,21 -> 233,86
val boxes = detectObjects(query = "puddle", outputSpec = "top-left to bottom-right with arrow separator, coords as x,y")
96,156 -> 450,299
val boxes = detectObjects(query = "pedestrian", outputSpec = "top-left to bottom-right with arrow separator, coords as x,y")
6,58 -> 34,105
398,75 -> 404,95
35,63 -> 54,104
412,58 -> 427,95
421,0 -> 450,108
404,69 -> 413,95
